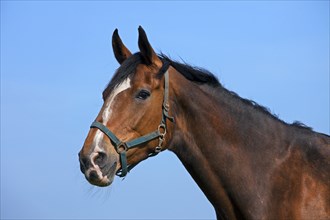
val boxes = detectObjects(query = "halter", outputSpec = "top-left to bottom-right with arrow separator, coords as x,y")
90,61 -> 174,177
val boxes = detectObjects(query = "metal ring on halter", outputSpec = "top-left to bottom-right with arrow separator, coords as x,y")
158,124 -> 167,137
155,124 -> 166,153
117,142 -> 128,154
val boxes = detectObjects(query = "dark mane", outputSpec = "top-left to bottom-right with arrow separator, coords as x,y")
162,55 -> 313,131
103,52 -> 313,131
160,54 -> 220,87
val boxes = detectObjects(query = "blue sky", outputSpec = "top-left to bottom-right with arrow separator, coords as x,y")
1,1 -> 329,219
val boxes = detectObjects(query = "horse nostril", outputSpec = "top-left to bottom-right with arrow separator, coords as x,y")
93,152 -> 107,168
79,156 -> 91,173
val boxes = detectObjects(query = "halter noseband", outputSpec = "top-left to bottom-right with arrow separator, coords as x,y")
90,61 -> 174,177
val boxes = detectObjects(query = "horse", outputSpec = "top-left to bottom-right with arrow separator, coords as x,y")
79,26 -> 330,220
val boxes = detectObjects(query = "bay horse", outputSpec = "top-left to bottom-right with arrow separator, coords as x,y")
79,26 -> 330,220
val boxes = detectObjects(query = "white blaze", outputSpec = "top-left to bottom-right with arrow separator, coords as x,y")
92,77 -> 131,154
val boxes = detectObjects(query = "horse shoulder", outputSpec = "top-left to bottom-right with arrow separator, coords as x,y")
268,130 -> 330,220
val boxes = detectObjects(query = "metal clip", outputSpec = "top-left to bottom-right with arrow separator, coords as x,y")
155,133 -> 165,153
155,145 -> 162,153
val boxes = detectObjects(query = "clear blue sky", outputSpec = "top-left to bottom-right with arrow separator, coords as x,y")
1,1 -> 329,219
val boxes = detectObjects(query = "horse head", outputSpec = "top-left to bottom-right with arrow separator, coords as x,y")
78,27 -> 173,186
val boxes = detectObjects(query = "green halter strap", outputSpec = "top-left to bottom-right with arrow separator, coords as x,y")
90,62 -> 174,177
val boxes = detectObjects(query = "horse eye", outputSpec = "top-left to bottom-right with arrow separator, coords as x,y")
136,90 -> 150,100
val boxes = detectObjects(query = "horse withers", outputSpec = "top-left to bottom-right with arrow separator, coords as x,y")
79,27 -> 330,220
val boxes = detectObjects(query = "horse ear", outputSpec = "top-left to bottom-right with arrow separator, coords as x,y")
138,26 -> 162,68
112,29 -> 132,64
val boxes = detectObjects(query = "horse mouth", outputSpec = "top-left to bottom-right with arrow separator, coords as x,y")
86,162 -> 117,187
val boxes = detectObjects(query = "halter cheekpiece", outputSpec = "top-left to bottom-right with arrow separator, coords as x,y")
90,61 -> 174,177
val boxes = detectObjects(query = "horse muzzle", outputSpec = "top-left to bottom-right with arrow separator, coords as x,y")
78,151 -> 117,187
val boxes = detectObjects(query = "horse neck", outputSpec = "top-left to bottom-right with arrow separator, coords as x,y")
167,69 -> 290,219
